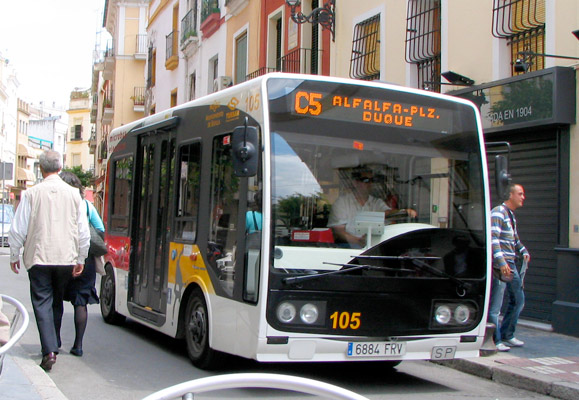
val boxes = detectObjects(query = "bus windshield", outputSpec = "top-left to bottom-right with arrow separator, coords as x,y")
268,78 -> 486,280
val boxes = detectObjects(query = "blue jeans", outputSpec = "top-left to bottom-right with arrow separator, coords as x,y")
488,261 -> 525,343
501,265 -> 525,341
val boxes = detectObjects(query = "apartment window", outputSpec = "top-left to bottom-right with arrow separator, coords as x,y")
235,32 -> 248,84
405,0 -> 441,91
72,153 -> 81,167
189,72 -> 196,101
492,0 -> 545,75
147,46 -> 157,88
171,89 -> 178,107
71,119 -> 83,140
350,14 -> 380,80
209,57 -> 218,93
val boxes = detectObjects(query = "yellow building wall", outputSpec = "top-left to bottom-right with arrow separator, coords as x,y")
225,0 -> 262,81
444,1 -> 494,88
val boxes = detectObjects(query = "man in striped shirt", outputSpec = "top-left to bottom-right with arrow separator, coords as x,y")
488,183 -> 531,352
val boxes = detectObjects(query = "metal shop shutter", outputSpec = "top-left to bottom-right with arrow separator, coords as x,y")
487,131 -> 558,323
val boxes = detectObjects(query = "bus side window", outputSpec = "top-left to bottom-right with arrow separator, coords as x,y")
110,156 -> 134,233
208,134 -> 240,297
175,143 -> 201,241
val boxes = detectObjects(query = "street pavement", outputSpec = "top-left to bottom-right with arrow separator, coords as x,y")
1,243 -> 578,400
2,317 -> 578,400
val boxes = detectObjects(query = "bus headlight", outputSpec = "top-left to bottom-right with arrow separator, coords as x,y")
431,301 -> 477,328
300,303 -> 319,324
277,302 -> 296,323
454,305 -> 470,324
435,305 -> 452,325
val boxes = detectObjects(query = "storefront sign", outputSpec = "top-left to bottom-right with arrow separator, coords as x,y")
452,67 -> 575,134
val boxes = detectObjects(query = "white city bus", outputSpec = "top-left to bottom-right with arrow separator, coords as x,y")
100,73 -> 492,369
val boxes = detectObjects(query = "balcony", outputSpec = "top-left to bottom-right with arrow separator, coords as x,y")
225,0 -> 249,16
135,34 -> 148,60
246,67 -> 277,80
88,133 -> 96,155
181,8 -> 199,57
200,0 -> 221,39
103,43 -> 115,81
132,86 -> 145,113
102,96 -> 114,126
165,31 -> 179,70
246,48 -> 322,79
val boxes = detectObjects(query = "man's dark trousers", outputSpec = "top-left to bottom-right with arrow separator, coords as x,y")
28,265 -> 74,356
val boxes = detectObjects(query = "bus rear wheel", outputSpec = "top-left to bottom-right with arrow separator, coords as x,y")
185,290 -> 222,369
100,266 -> 125,325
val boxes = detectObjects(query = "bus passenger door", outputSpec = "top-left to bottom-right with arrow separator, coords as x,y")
131,134 -> 175,315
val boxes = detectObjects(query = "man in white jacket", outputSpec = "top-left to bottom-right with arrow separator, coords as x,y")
8,150 -> 90,371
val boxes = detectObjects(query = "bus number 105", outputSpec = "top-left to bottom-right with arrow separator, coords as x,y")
330,311 -> 361,330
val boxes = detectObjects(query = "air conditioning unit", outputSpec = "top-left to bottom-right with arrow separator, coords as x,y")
213,76 -> 232,92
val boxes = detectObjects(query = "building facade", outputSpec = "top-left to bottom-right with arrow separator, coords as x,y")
91,0 -> 578,335
66,89 -> 93,172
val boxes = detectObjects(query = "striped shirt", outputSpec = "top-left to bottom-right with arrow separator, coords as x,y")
491,204 -> 529,270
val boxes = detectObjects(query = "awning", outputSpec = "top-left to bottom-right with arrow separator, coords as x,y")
18,143 -> 37,158
17,167 -> 36,182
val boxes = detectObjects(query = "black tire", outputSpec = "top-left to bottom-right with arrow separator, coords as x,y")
184,289 -> 223,369
100,265 -> 126,325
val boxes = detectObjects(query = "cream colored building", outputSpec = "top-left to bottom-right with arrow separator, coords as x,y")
92,0 -> 149,208
66,89 -> 93,171
324,0 -> 579,336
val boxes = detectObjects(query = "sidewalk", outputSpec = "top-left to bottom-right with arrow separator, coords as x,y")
439,321 -> 579,400
1,321 -> 578,400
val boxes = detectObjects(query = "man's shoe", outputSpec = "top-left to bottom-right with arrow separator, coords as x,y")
504,337 -> 525,347
40,352 -> 57,371
496,343 -> 511,352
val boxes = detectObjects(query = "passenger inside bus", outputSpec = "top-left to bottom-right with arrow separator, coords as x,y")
327,167 -> 417,248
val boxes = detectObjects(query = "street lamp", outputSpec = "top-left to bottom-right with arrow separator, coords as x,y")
515,51 -> 579,73
286,0 -> 335,41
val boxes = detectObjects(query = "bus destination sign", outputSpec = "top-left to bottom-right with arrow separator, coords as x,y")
293,90 -> 453,133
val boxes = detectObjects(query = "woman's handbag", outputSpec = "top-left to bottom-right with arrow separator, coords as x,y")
88,224 -> 108,257
87,202 -> 107,257
95,255 -> 106,276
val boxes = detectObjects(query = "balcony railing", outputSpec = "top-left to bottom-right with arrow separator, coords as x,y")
181,8 -> 198,44
245,49 -> 322,80
136,34 -> 148,57
133,87 -> 145,106
166,31 -> 176,61
246,67 -> 277,80
201,0 -> 220,24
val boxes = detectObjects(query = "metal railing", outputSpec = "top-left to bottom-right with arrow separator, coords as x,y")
166,31 -> 177,61
246,67 -> 277,80
133,87 -> 145,106
0,295 -> 30,375
181,8 -> 198,44
141,373 -> 369,400
136,34 -> 148,54
201,0 -> 219,24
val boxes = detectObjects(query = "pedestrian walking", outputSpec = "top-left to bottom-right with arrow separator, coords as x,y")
59,171 -> 103,357
488,183 -> 530,352
8,150 -> 90,371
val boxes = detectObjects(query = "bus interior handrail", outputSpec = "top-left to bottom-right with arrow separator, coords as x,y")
141,373 -> 370,400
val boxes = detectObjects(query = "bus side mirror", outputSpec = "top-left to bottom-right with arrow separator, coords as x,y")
494,155 -> 511,200
232,125 -> 258,177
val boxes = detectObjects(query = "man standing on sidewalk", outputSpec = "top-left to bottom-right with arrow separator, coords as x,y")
8,150 -> 90,371
488,183 -> 531,352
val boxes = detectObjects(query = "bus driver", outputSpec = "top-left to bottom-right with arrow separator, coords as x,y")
327,168 -> 417,248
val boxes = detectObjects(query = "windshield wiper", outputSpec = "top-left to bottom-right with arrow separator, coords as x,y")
354,254 -> 472,293
281,263 -> 414,284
